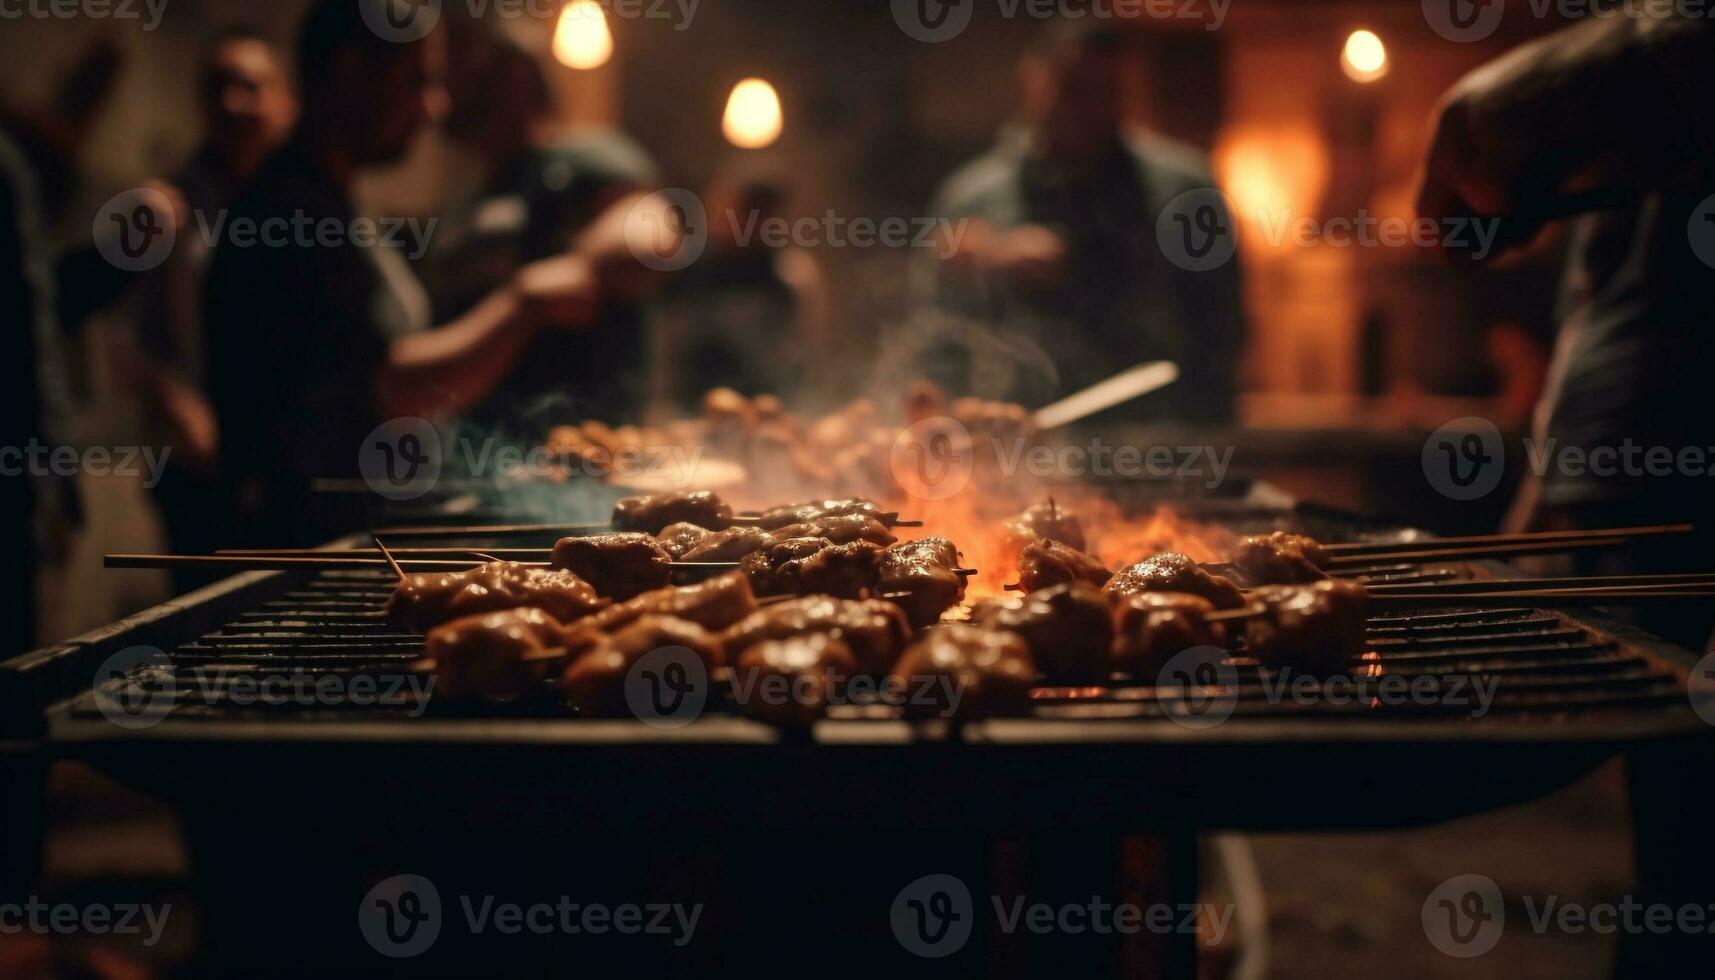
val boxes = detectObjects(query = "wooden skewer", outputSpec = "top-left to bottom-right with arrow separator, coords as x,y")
372,535 -> 406,582
1324,536 -> 1634,567
1321,523 -> 1693,558
1367,573 -> 1715,593
370,513 -> 925,538
105,554 -> 741,572
1369,588 -> 1715,607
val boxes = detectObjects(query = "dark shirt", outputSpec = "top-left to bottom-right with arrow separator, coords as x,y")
925,130 -> 1245,425
204,142 -> 398,541
1540,186 -> 1715,513
425,132 -> 657,434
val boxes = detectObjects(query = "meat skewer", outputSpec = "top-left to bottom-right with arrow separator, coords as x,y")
385,562 -> 610,633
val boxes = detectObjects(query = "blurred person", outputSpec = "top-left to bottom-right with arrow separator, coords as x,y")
424,20 -> 661,433
204,0 -> 668,546
647,165 -> 828,412
131,28 -> 296,592
0,121 -> 75,657
921,22 -> 1244,424
1416,10 -> 1715,649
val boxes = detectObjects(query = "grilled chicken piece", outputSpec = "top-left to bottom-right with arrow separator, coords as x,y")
890,624 -> 1036,720
385,562 -> 609,633
738,536 -> 885,599
719,596 -> 913,675
731,634 -> 858,726
1104,553 -> 1245,609
969,584 -> 1112,685
681,526 -> 774,562
1017,539 -> 1112,593
781,514 -> 898,547
739,536 -> 834,596
1244,580 -> 1370,674
611,490 -> 734,535
876,537 -> 967,628
562,615 -> 723,717
1232,532 -> 1330,585
568,572 -> 760,648
550,532 -> 675,600
1003,501 -> 1087,552
655,522 -> 713,559
754,498 -> 883,530
418,607 -> 570,703
1111,592 -> 1229,679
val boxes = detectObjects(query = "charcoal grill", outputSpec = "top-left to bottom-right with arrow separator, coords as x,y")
5,491 -> 1712,976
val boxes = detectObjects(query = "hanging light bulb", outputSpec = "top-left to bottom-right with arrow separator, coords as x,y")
1341,29 -> 1388,83
553,0 -> 613,71
722,78 -> 783,149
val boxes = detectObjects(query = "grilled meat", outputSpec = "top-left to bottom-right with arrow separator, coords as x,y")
1017,539 -> 1112,593
731,634 -> 857,726
1110,592 -> 1228,679
655,522 -> 713,559
1104,553 -> 1245,609
569,572 -> 760,648
754,498 -> 883,530
681,526 -> 774,562
1003,501 -> 1086,552
561,615 -> 722,717
385,562 -> 609,633
890,624 -> 1036,720
1232,532 -> 1330,585
550,532 -> 675,600
719,595 -> 912,675
611,490 -> 734,535
1244,580 -> 1370,674
969,584 -> 1112,684
739,536 -> 835,596
418,607 -> 570,703
876,537 -> 966,628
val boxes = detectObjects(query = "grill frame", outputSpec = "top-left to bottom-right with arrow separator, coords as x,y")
6,499 -> 1711,833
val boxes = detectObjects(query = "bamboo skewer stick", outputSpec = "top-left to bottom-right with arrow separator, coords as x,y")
1324,537 -> 1634,567
369,514 -> 924,538
105,554 -> 743,573
1367,573 -> 1715,593
1320,523 -> 1693,558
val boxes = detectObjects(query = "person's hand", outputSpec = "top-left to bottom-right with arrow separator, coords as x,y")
513,253 -> 601,329
1416,73 -> 1538,261
983,224 -> 1068,287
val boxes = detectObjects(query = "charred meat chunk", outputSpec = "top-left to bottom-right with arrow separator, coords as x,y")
568,572 -> 760,649
969,584 -> 1112,685
754,498 -> 883,530
1017,539 -> 1112,593
1232,532 -> 1330,585
1104,553 -> 1245,609
731,634 -> 858,727
1003,501 -> 1087,552
889,624 -> 1036,720
1244,580 -> 1370,674
876,537 -> 967,628
655,522 -> 713,560
1110,592 -> 1229,679
550,532 -> 675,600
385,562 -> 609,633
611,490 -> 734,535
419,607 -> 570,703
719,595 -> 913,675
681,526 -> 775,562
561,615 -> 722,717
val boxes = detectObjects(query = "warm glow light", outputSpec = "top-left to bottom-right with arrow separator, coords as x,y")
1341,29 -> 1388,83
722,78 -> 783,149
553,0 -> 613,70
1214,125 -> 1331,252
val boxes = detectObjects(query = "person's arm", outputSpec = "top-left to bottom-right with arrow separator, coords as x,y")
378,253 -> 598,419
1417,11 -> 1715,253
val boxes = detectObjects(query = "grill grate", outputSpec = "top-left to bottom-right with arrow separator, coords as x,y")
68,560 -> 1688,726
